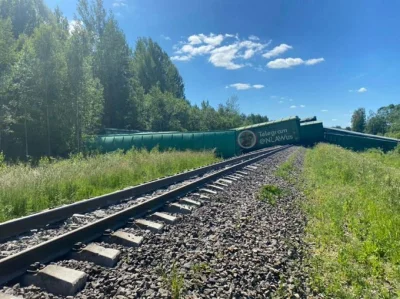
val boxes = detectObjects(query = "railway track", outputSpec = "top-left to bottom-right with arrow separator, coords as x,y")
0,145 -> 290,297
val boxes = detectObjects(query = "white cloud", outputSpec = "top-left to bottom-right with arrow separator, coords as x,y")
173,33 -> 270,70
229,83 -> 251,90
188,35 -> 202,45
305,58 -> 325,65
243,49 -> 255,59
209,44 -> 244,70
263,44 -> 292,59
227,83 -> 265,90
300,105 -> 305,108
267,57 -> 324,69
279,101 -> 284,104
357,87 -> 367,93
181,44 -> 215,56
113,0 -> 127,7
321,109 -> 328,112
270,95 -> 278,99
348,90 -> 354,92
332,119 -> 337,121
290,105 -> 297,108
187,33 -> 224,46
267,57 -> 304,69
289,98 -> 293,101
249,35 -> 260,41
171,55 -> 191,61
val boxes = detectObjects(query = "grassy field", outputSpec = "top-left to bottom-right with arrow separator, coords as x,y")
0,149 -> 220,223
302,144 -> 400,298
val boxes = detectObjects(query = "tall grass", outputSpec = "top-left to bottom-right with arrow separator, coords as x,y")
0,148 -> 219,223
302,144 -> 400,298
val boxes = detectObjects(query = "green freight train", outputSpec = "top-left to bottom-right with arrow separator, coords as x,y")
89,116 -> 398,157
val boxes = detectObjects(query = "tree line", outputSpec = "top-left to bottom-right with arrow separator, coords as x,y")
350,104 -> 400,138
0,0 -> 268,160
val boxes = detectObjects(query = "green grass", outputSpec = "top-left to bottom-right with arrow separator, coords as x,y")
276,151 -> 297,180
360,145 -> 400,169
161,263 -> 185,299
302,144 -> 400,298
0,148 -> 220,223
257,184 -> 284,206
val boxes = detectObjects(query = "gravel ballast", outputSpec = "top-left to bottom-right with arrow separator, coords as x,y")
0,166 -> 235,258
2,146 -> 311,298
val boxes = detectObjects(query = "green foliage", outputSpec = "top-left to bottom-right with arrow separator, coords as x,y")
0,0 -> 51,37
351,104 -> 400,138
0,0 -> 269,161
302,144 -> 400,298
257,185 -> 284,205
161,263 -> 185,299
0,152 -> 5,169
275,152 -> 296,180
351,107 -> 367,132
133,37 -> 185,99
0,149 -> 219,222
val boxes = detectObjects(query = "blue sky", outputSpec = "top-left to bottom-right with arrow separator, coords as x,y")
47,0 -> 399,127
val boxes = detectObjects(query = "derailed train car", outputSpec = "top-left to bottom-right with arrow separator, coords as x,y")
91,117 -> 302,158
89,115 -> 398,157
234,117 -> 301,153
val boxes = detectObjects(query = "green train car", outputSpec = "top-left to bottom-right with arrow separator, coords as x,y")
88,116 -> 399,157
300,121 -> 324,145
91,117 -> 302,158
324,127 -> 398,152
234,117 -> 301,153
94,130 -> 237,158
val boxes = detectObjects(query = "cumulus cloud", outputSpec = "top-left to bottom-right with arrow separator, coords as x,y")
279,101 -> 284,104
290,105 -> 297,108
263,44 -> 293,59
227,83 -> 265,90
171,55 -> 191,61
332,119 -> 338,121
300,105 -> 305,108
321,109 -> 328,112
358,87 -> 367,93
249,35 -> 260,41
172,33 -> 270,70
267,58 -> 304,69
267,57 -> 324,69
243,49 -> 255,59
187,33 -> 224,46
305,58 -> 325,65
228,83 -> 251,90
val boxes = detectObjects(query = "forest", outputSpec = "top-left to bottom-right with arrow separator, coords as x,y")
350,104 -> 400,138
0,0 -> 269,160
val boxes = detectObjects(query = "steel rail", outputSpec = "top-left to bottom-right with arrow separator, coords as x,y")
0,146 -> 280,241
0,145 -> 290,286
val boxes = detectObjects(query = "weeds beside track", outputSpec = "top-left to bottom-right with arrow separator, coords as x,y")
0,149 -> 220,222
302,144 -> 400,298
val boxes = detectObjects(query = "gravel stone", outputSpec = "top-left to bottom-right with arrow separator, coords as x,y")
2,146 -> 313,298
